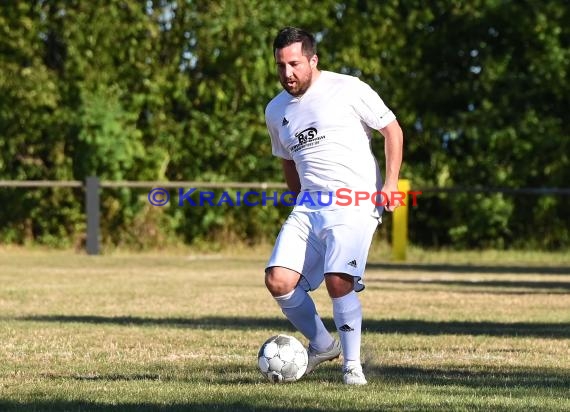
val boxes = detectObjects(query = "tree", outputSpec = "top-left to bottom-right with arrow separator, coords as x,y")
0,0 -> 567,249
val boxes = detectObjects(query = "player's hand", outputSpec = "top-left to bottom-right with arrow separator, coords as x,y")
382,183 -> 401,212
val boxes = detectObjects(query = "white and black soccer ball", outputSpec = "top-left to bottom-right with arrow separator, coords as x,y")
257,334 -> 308,383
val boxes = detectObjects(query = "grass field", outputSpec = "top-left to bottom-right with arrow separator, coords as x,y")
0,247 -> 569,411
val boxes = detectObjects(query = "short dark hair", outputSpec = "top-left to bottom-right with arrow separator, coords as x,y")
273,27 -> 317,57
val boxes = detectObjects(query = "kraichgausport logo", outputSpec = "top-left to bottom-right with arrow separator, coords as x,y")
147,188 -> 422,207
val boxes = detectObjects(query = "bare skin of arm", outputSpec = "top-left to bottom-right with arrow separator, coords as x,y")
282,159 -> 301,196
379,119 -> 404,212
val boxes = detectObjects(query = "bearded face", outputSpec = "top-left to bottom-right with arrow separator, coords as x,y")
274,42 -> 318,97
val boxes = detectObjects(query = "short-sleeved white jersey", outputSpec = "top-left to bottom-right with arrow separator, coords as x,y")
265,71 -> 396,212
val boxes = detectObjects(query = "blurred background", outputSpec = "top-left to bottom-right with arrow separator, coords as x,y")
0,0 -> 568,252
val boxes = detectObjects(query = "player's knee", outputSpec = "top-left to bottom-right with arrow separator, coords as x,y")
265,266 -> 299,297
325,272 -> 354,298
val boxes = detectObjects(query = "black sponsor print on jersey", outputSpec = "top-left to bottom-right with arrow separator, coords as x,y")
296,127 -> 318,144
290,127 -> 327,153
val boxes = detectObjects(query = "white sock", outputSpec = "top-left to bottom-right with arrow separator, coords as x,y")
274,286 -> 334,352
332,291 -> 362,367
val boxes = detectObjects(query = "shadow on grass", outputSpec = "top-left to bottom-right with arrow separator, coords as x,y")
366,364 -> 570,390
363,318 -> 570,338
0,400 -> 327,412
366,277 -> 570,292
367,262 -> 570,275
15,315 -> 570,338
44,369 -> 261,385
3,363 -> 568,411
38,362 -> 570,389
39,362 -> 570,390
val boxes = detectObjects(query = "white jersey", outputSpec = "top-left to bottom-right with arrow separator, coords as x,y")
265,71 -> 396,213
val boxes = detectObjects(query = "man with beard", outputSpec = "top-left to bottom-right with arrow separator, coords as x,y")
264,27 -> 404,385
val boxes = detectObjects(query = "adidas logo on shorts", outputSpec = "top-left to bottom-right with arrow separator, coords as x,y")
347,259 -> 357,268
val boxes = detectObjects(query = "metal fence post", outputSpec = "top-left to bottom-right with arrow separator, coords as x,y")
85,176 -> 100,255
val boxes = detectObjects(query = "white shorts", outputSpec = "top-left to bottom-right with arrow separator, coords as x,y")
266,208 -> 380,292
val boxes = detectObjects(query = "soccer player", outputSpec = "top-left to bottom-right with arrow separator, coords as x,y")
264,27 -> 404,385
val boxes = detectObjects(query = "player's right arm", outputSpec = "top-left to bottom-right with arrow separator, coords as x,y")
282,159 -> 301,197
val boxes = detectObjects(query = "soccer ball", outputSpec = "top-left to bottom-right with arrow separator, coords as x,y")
257,334 -> 308,383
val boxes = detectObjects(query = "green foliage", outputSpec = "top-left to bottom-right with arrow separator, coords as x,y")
0,0 -> 567,249
76,87 -> 144,180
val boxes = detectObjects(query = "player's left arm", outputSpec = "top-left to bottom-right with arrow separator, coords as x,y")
379,119 -> 404,212
282,159 -> 301,197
